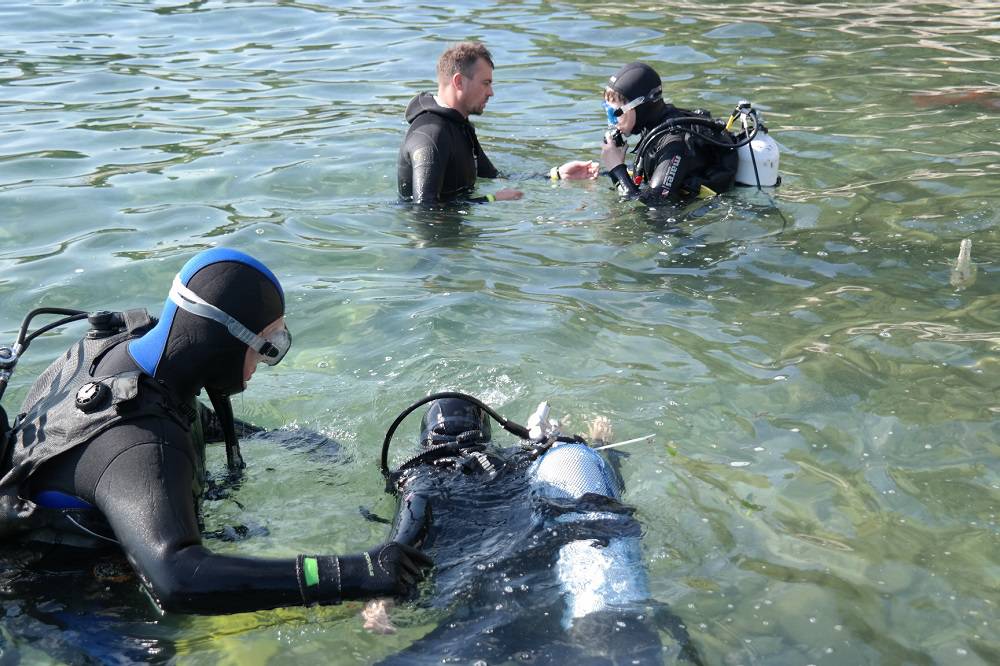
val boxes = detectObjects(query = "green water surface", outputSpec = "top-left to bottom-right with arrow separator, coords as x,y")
1,1 -> 997,664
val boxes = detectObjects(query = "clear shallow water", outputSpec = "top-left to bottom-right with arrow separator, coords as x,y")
1,1 -> 997,664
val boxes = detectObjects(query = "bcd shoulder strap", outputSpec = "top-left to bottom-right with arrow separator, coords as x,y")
0,405 -> 10,474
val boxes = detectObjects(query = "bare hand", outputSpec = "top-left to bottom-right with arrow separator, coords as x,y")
494,188 -> 523,201
600,142 -> 626,170
362,599 -> 397,634
587,415 -> 613,444
558,160 -> 600,180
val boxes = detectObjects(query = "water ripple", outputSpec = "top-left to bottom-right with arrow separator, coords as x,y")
1,2 -> 998,665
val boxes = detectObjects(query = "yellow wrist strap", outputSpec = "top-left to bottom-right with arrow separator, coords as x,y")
486,193 -> 496,203
549,166 -> 560,181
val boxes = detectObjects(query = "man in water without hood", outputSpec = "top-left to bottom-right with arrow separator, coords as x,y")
397,42 -> 598,205
0,248 -> 432,614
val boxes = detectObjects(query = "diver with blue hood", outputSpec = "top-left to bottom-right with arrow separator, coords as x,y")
0,248 -> 431,615
370,393 -> 702,664
600,62 -> 741,203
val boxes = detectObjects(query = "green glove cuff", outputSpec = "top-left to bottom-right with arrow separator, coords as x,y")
296,554 -> 342,605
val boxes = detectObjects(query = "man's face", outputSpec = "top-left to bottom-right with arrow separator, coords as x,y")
605,89 -> 638,135
615,106 -> 637,135
458,58 -> 494,116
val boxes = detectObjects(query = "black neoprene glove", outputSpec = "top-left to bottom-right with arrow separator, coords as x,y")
296,542 -> 433,605
340,541 -> 433,599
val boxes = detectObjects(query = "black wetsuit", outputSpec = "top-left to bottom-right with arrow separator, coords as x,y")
0,250 -> 429,617
397,92 -> 500,205
9,341 -> 317,614
609,104 -> 738,204
380,444 -> 689,665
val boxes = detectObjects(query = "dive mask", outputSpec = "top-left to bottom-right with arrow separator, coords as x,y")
169,275 -> 291,366
603,83 -> 662,120
604,102 -> 619,125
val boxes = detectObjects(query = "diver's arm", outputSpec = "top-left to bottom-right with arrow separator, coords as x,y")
387,489 -> 431,547
408,131 -> 450,206
550,160 -> 600,181
476,148 -> 500,179
604,131 -> 696,202
642,135 -> 692,201
95,442 -> 303,613
607,147 -> 694,204
196,401 -> 264,443
607,163 -> 641,197
640,156 -> 684,201
95,443 -> 430,615
602,138 -> 641,198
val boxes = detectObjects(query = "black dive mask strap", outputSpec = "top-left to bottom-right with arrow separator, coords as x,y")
380,391 -> 531,481
207,389 -> 244,474
423,429 -> 485,448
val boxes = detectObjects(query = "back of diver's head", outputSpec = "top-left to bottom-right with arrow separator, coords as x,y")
419,398 -> 492,448
128,248 -> 285,399
608,61 -> 667,133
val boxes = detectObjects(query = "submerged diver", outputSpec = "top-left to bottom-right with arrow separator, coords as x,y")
397,41 -> 598,205
0,248 -> 431,615
371,396 -> 700,665
599,62 -> 740,203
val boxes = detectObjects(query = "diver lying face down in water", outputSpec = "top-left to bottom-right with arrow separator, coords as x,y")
0,248 -> 431,615
367,395 -> 702,665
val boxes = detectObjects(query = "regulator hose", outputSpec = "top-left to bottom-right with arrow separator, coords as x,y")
0,307 -> 89,403
18,307 -> 90,349
380,391 -> 531,479
635,115 -> 760,158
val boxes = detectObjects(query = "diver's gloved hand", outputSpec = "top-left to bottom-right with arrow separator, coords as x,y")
339,542 -> 433,600
296,543 -> 432,606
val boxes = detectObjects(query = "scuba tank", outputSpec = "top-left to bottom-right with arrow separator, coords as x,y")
727,100 -> 780,187
528,438 -> 650,629
621,99 -> 780,197
736,132 -> 780,187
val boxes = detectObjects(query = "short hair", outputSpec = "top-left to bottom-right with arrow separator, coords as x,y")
437,42 -> 494,83
604,88 -> 628,106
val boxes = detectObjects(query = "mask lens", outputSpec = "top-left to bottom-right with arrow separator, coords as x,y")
258,327 -> 291,366
604,102 -> 620,124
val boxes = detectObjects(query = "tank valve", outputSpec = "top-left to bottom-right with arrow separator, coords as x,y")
0,346 -> 19,370
527,401 -> 559,442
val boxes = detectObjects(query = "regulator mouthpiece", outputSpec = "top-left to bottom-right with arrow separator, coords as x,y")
604,128 -> 626,148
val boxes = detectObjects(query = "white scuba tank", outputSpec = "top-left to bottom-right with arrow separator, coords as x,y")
735,128 -> 780,187
730,100 -> 780,187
